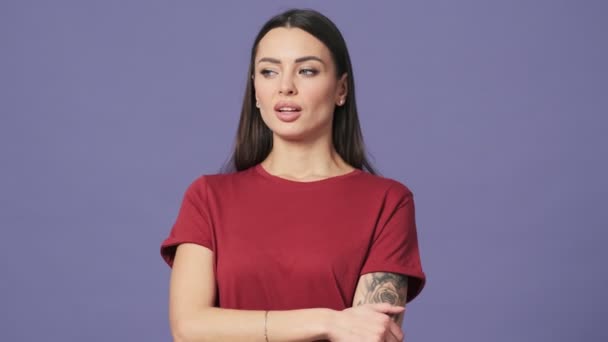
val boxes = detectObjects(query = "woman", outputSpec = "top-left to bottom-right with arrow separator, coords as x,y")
160,8 -> 426,342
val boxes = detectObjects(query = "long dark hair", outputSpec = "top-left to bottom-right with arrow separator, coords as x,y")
220,8 -> 379,175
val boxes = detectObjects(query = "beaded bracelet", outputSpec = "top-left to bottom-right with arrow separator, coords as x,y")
264,310 -> 269,342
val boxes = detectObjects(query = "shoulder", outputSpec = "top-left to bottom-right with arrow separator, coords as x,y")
184,166 -> 254,193
357,171 -> 414,201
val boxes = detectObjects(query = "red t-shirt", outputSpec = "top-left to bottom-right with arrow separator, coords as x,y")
160,163 -> 426,311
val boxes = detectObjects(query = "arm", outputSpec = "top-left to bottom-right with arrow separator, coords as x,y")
351,272 -> 409,326
169,243 -> 332,342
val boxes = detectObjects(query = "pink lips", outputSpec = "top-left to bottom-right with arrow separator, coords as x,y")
274,101 -> 302,123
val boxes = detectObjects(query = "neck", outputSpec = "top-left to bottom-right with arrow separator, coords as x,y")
261,133 -> 352,179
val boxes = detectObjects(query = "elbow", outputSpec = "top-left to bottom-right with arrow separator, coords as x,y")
171,319 -> 209,342
172,328 -> 187,342
171,320 -> 189,342
171,318 -> 214,342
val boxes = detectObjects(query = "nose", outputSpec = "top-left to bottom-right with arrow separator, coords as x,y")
279,73 -> 297,96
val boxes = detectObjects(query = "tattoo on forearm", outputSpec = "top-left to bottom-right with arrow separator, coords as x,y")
355,273 -> 408,323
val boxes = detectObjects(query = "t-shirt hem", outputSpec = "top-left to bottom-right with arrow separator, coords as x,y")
160,237 -> 213,267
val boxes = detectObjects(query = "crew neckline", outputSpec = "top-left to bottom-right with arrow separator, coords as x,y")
253,163 -> 363,186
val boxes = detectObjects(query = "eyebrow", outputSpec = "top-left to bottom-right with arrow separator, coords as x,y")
256,56 -> 326,65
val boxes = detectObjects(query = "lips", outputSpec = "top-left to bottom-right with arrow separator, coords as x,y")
273,101 -> 302,123
274,101 -> 302,112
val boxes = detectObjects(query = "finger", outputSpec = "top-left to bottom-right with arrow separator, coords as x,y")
386,334 -> 401,342
386,308 -> 406,321
383,328 -> 401,342
370,303 -> 405,313
387,321 -> 404,342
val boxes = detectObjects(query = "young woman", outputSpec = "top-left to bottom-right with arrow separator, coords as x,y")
160,8 -> 426,342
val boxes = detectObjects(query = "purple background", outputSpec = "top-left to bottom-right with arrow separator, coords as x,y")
1,0 -> 606,341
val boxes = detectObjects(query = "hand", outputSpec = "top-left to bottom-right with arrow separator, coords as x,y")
326,303 -> 405,342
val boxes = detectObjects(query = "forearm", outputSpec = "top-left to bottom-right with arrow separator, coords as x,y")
173,307 -> 333,342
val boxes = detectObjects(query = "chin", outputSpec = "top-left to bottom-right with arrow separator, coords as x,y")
262,114 -> 330,142
271,127 -> 310,142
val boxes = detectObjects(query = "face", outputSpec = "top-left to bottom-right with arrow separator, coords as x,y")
252,27 -> 347,141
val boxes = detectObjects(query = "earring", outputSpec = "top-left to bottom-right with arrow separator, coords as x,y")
338,99 -> 344,106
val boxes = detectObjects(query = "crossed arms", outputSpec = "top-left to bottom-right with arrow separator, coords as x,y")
351,272 -> 409,326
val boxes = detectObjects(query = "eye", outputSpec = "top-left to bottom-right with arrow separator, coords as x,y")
259,69 -> 277,78
300,68 -> 319,76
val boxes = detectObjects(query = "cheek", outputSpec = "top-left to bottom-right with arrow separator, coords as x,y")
253,81 -> 275,124
253,80 -> 271,100
301,82 -> 336,108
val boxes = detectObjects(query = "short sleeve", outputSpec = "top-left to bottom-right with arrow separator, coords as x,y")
160,176 -> 214,268
360,184 -> 426,303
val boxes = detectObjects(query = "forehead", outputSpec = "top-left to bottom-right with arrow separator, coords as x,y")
255,27 -> 332,63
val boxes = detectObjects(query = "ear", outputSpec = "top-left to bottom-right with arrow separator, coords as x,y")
336,73 -> 348,103
251,74 -> 258,102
